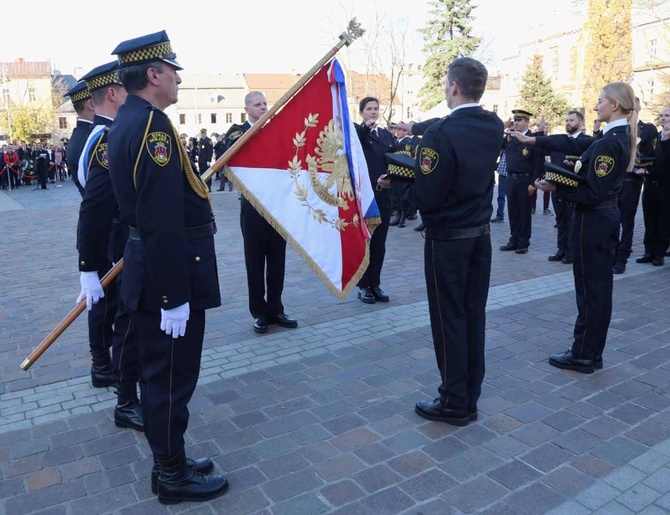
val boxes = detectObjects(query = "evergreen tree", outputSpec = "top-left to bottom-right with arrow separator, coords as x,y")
418,0 -> 481,111
582,0 -> 632,126
519,54 -> 572,130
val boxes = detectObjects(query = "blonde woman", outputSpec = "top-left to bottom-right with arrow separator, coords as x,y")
510,82 -> 637,373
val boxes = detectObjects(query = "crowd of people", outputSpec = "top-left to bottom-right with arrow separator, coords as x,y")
0,140 -> 69,190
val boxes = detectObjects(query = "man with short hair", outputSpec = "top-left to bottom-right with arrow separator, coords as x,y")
108,30 -> 227,504
64,82 -> 95,196
197,127 -> 213,191
224,91 -> 298,334
379,57 -> 503,426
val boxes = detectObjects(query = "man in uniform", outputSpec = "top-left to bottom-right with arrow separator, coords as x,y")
544,110 -> 589,264
637,107 -> 670,265
64,81 -> 95,196
614,97 -> 658,273
499,109 -> 545,254
32,142 -> 49,190
76,61 -> 142,431
224,91 -> 298,334
197,128 -> 213,191
108,30 -> 227,504
379,57 -> 503,425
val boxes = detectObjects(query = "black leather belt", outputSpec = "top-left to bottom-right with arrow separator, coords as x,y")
510,173 -> 530,179
425,223 -> 490,240
577,198 -> 618,211
128,222 -> 215,241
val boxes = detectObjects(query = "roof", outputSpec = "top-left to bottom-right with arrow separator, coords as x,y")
0,60 -> 51,79
242,73 -> 302,104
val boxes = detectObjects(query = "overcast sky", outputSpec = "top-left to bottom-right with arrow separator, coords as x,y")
0,0 -> 576,77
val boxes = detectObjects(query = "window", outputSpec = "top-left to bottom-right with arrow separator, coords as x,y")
406,107 -> 411,118
210,113 -> 217,124
241,113 -> 247,123
650,39 -> 658,57
179,114 -> 186,125
197,113 -> 202,124
226,113 -> 233,123
58,117 -> 67,129
647,79 -> 655,99
492,104 -> 499,114
28,88 -> 36,102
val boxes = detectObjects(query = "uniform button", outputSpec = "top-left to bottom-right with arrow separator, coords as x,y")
195,256 -> 201,262
80,261 -> 85,266
163,299 -> 169,304
162,295 -> 168,299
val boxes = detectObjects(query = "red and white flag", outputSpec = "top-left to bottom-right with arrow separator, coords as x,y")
224,59 -> 380,299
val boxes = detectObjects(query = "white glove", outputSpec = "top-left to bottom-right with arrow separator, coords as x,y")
160,302 -> 190,338
76,271 -> 104,311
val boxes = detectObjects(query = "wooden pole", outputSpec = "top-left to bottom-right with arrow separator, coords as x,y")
20,262 -> 123,371
20,32 -> 354,371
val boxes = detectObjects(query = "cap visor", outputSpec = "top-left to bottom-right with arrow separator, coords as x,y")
162,58 -> 183,71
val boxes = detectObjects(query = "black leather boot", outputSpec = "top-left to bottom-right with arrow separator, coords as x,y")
114,383 -> 144,432
398,211 -> 407,228
151,455 -> 215,494
90,350 -> 117,388
156,450 -> 228,504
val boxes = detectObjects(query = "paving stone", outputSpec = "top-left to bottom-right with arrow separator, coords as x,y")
42,445 -> 84,467
59,457 -> 101,481
213,448 -> 260,472
504,401 -> 553,423
617,483 -> 662,512
403,498 -> 459,514
352,463 -> 402,493
215,428 -> 263,453
354,442 -> 397,465
487,459 -> 541,490
483,414 -> 523,434
261,468 -> 324,503
552,429 -> 603,454
581,416 -> 632,440
287,424 -> 331,445
576,481 -> 623,510
388,451 -> 437,478
224,466 -> 266,491
610,403 -> 656,425
331,427 -> 379,452
421,435 -> 469,463
541,410 -> 585,432
81,431 -> 137,456
545,500 -> 592,515
299,441 -> 340,464
542,466 -> 594,494
321,413 -> 367,435
2,454 -> 42,478
256,450 -> 309,480
68,485 -> 137,515
484,435 -> 532,459
603,465 -> 648,491
271,492 -> 331,515
439,447 -> 504,482
98,446 -> 143,470
49,426 -> 100,449
313,453 -> 366,481
629,450 -> 670,474
357,486 -> 416,514
443,476 -> 508,513
4,480 -> 87,515
571,455 -> 617,478
643,466 -> 670,492
209,486 -> 270,515
0,477 -> 26,500
382,429 -> 432,454
320,480 -> 365,507
500,482 -> 566,514
592,500 -> 636,514
9,438 -> 49,460
454,424 -> 497,447
398,468 -> 457,502
250,435 -> 301,460
27,468 -> 62,491
626,421 -> 670,447
592,436 -> 649,466
510,422 -> 559,446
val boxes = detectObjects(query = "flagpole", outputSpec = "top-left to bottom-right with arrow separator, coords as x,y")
200,32 -> 354,184
19,31 -> 355,371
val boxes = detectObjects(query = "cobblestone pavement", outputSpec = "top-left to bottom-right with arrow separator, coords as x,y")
1,179 -> 669,514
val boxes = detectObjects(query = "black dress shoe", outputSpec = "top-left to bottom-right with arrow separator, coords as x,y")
414,222 -> 425,232
253,317 -> 268,334
91,363 -> 117,388
371,286 -> 389,302
490,217 -> 504,223
613,262 -> 626,274
358,287 -> 376,304
398,214 -> 406,228
152,456 -> 214,494
156,451 -> 228,505
653,259 -> 664,266
548,350 -> 595,374
500,244 -> 517,251
468,407 -> 478,421
415,399 -> 469,426
548,252 -> 565,262
389,212 -> 400,226
406,211 -> 418,220
114,401 -> 144,432
268,313 -> 298,328
636,255 -> 653,264
594,355 -> 603,370
561,257 -> 574,264
515,247 -> 528,254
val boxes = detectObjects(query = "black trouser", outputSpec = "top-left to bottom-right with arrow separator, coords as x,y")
240,199 -> 286,318
199,161 -> 211,192
112,272 -> 140,389
506,174 -> 532,248
425,234 -> 491,410
552,193 -> 574,258
391,186 -> 402,212
89,265 -> 117,355
38,169 -> 47,189
642,180 -> 670,260
132,309 -> 205,458
358,205 -> 391,288
570,206 -> 620,360
616,175 -> 643,263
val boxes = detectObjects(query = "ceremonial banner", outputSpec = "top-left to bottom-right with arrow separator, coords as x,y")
225,59 -> 380,299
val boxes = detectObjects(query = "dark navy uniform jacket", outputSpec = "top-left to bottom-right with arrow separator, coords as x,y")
536,126 -> 630,206
401,106 -> 503,229
78,114 -> 117,272
224,121 -> 251,150
504,130 -> 545,183
69,119 -> 94,197
355,123 -> 395,210
108,94 -> 220,313
637,120 -> 659,164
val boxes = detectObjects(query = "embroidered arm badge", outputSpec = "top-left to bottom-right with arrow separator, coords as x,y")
594,155 -> 615,178
419,147 -> 439,174
146,132 -> 172,166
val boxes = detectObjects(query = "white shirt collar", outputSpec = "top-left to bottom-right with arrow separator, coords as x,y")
569,131 -> 581,138
603,118 -> 628,134
247,119 -> 256,127
449,102 -> 480,113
